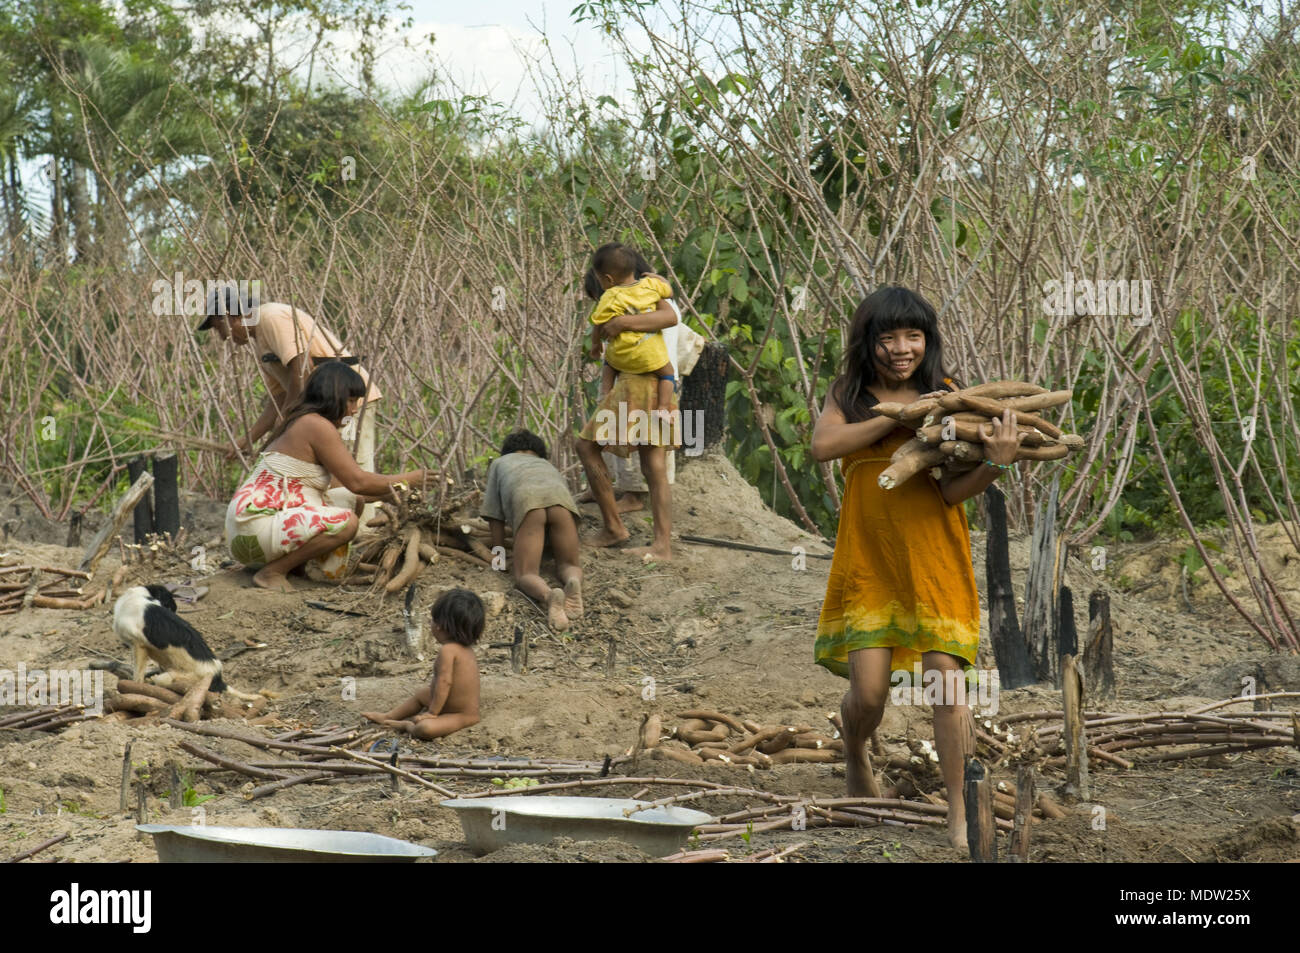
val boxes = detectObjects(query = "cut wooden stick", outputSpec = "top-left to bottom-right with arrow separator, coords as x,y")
1009,763 -> 1035,863
327,746 -> 457,797
176,739 -> 291,780
4,832 -> 70,863
678,534 -> 833,559
80,471 -> 154,573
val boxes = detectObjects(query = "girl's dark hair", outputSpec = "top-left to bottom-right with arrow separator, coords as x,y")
266,362 -> 367,443
432,588 -> 485,646
584,244 -> 664,301
831,286 -> 960,423
500,429 -> 547,459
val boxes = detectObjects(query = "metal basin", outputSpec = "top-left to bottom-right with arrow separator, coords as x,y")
440,796 -> 713,857
136,824 -> 437,863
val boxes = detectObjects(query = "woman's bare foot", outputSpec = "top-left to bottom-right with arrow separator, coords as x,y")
563,577 -> 584,618
947,808 -> 968,851
586,526 -> 630,548
626,541 -> 671,562
252,568 -> 295,592
360,711 -> 406,730
615,493 -> 644,513
845,748 -> 872,796
546,588 -> 570,631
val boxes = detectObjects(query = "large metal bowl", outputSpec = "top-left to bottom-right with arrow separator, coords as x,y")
136,824 -> 437,863
440,796 -> 713,857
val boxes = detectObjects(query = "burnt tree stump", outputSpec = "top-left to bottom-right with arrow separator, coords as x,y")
678,341 -> 728,454
127,456 -> 154,544
1025,478 -> 1064,686
152,451 -> 181,539
1059,585 -> 1078,659
985,484 -> 1034,688
1082,590 -> 1116,701
963,757 -> 997,863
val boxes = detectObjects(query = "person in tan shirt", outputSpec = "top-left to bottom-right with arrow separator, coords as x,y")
201,287 -> 381,517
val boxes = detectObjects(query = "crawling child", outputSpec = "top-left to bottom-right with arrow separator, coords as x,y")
361,588 -> 482,740
588,243 -> 676,416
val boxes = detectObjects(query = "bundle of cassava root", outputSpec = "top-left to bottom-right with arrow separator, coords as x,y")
101,676 -> 269,724
638,711 -> 845,768
873,381 -> 1083,489
0,563 -> 105,614
349,482 -> 493,592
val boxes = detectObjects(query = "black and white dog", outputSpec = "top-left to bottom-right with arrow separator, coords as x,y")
112,585 -> 227,693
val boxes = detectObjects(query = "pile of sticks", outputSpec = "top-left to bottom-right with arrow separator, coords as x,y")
0,563 -> 105,614
348,485 -> 494,591
993,694 -> 1300,768
115,530 -> 199,570
167,719 -> 634,799
102,677 -> 267,724
640,710 -> 845,767
0,704 -> 99,732
662,843 -> 806,863
871,381 -> 1084,489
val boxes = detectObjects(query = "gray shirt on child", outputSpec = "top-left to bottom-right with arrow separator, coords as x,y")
482,453 -> 580,533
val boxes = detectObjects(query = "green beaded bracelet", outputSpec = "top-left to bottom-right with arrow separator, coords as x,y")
984,460 -> 1014,471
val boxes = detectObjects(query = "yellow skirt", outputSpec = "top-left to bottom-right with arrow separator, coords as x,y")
577,370 -> 681,458
814,427 -> 980,677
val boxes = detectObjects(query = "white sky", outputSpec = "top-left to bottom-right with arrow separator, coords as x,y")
321,0 -> 632,111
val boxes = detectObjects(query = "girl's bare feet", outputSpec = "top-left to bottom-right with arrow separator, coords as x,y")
360,712 -> 407,731
563,577 -> 584,618
626,541 -> 671,562
587,526 -> 630,547
252,568 -> 295,592
845,749 -> 873,796
947,814 -> 968,852
546,588 -> 570,631
615,493 -> 644,513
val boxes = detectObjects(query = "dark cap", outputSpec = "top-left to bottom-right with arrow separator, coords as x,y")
197,282 -> 253,331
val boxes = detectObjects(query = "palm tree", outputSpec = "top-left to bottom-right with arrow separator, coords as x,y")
0,77 -> 34,262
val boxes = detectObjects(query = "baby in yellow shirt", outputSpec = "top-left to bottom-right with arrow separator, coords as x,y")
588,244 -> 676,411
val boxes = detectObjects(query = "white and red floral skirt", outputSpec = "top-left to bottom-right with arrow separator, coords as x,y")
225,452 -> 353,579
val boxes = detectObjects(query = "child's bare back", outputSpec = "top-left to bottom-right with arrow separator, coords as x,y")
360,589 -> 484,741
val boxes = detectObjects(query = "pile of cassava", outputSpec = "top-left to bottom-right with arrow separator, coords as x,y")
873,381 -> 1083,489
101,675 -> 270,724
640,711 -> 845,768
348,483 -> 498,592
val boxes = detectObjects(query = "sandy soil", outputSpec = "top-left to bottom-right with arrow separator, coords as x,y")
1,453 -> 1298,863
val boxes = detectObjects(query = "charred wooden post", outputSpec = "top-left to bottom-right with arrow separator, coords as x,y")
510,625 -> 527,674
1062,654 -> 1090,800
1058,584 -> 1078,659
119,741 -> 133,814
1010,763 -> 1036,863
1024,477 -> 1064,686
963,757 -> 997,863
152,451 -> 181,539
678,341 -> 728,453
127,456 -> 155,543
1082,590 -> 1116,701
135,781 -> 148,839
64,511 -> 83,548
985,484 -> 1035,688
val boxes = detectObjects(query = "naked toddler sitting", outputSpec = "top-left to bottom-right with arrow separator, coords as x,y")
362,588 -> 483,740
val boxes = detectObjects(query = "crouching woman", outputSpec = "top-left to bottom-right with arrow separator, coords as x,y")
226,362 -> 432,591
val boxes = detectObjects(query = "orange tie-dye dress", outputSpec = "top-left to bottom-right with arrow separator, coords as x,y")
814,380 -> 980,677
